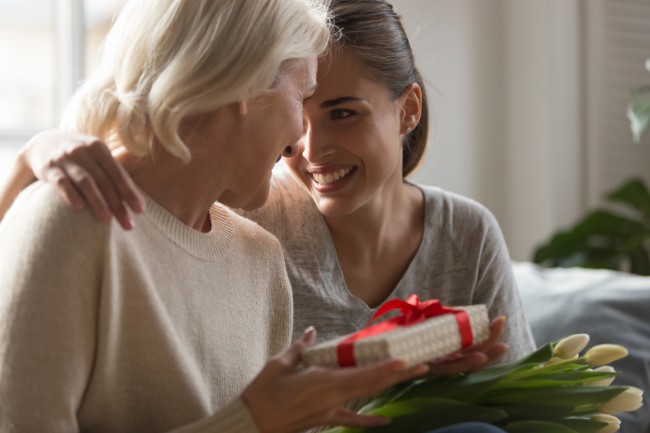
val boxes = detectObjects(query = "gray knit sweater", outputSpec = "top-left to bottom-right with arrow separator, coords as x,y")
243,172 -> 535,363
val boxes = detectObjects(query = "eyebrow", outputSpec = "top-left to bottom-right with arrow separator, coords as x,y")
320,96 -> 363,108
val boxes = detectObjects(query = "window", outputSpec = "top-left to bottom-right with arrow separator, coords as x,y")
0,0 -> 125,175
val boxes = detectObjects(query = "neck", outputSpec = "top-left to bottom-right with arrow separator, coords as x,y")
324,179 -> 425,307
325,180 -> 423,258
115,147 -> 227,232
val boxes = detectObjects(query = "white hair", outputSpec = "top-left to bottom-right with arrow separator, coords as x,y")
62,0 -> 330,162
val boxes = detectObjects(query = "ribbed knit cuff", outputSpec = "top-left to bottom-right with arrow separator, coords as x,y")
206,398 -> 260,433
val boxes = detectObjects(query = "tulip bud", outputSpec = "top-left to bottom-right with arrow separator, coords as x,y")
554,334 -> 590,359
591,413 -> 621,433
598,387 -> 644,414
585,344 -> 629,366
587,366 -> 617,387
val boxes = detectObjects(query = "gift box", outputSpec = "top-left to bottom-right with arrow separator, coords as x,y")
301,295 -> 490,368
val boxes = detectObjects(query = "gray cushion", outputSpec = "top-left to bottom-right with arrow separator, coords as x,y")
513,262 -> 650,433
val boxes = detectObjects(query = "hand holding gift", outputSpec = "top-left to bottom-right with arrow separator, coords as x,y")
426,315 -> 509,376
302,295 -> 498,369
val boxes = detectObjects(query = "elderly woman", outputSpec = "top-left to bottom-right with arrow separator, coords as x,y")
0,1 -> 434,432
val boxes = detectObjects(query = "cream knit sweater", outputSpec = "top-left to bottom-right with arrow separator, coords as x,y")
0,182 -> 293,433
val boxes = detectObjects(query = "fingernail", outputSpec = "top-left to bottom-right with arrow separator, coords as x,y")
133,197 -> 145,213
121,218 -> 134,231
413,363 -> 430,375
303,326 -> 316,342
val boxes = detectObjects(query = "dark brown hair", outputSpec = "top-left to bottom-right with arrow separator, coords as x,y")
328,0 -> 429,177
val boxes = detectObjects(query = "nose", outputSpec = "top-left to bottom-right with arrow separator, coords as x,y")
299,121 -> 335,162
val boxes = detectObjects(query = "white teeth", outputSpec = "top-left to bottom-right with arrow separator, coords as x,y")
312,167 -> 353,185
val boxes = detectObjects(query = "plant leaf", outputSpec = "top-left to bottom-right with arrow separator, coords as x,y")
627,92 -> 650,143
477,385 -> 627,407
533,210 -> 646,269
606,177 -> 650,218
494,370 -> 618,389
497,404 -> 575,421
505,420 -> 579,433
558,417 -> 609,433
323,398 -> 507,433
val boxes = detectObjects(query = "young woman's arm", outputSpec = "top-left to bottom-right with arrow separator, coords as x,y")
0,149 -> 36,221
0,129 -> 144,229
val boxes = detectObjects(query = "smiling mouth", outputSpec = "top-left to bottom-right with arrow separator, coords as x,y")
310,167 -> 355,185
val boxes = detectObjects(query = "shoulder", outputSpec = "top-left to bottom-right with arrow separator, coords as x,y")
1,181 -> 109,248
0,182 -> 109,311
238,168 -> 315,240
216,202 -> 284,253
417,184 -> 501,236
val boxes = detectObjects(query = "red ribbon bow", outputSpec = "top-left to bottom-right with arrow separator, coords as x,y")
336,294 -> 473,367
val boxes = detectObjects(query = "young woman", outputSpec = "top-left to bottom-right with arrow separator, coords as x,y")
0,1 -> 440,432
245,0 -> 536,367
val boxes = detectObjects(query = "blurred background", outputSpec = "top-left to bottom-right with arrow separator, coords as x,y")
0,0 -> 649,262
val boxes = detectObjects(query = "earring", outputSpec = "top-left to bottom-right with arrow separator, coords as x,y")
405,127 -> 412,134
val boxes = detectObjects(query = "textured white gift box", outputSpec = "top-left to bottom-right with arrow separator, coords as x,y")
301,305 -> 490,368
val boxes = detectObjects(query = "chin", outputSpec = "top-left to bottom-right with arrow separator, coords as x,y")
241,184 -> 271,211
313,198 -> 356,219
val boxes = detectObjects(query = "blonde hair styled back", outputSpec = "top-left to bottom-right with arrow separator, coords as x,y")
62,0 -> 330,162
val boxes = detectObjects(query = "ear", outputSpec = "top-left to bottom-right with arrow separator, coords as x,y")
399,82 -> 422,134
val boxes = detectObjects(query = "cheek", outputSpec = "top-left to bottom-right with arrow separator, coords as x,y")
287,107 -> 304,143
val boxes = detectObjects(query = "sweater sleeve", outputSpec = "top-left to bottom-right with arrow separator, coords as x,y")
467,205 -> 536,361
0,183 -> 104,432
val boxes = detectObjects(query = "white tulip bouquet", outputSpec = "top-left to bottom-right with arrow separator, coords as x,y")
323,334 -> 643,433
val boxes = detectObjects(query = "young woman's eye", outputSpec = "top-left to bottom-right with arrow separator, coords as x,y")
331,109 -> 355,120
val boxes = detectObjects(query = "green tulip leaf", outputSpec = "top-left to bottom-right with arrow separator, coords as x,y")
323,398 -> 507,433
497,403 -> 574,420
557,417 -> 609,433
478,385 -> 626,407
505,420 -> 579,433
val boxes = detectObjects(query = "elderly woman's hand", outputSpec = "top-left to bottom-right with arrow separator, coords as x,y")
241,327 -> 430,433
20,129 -> 144,229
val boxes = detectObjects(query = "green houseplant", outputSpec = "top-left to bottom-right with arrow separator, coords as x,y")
627,58 -> 650,143
532,59 -> 650,275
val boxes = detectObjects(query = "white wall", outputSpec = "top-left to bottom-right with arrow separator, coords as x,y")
394,0 -> 649,261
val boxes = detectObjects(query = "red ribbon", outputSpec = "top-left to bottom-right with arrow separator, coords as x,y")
336,294 -> 473,367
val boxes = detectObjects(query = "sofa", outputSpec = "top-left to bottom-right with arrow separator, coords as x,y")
513,262 -> 650,433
